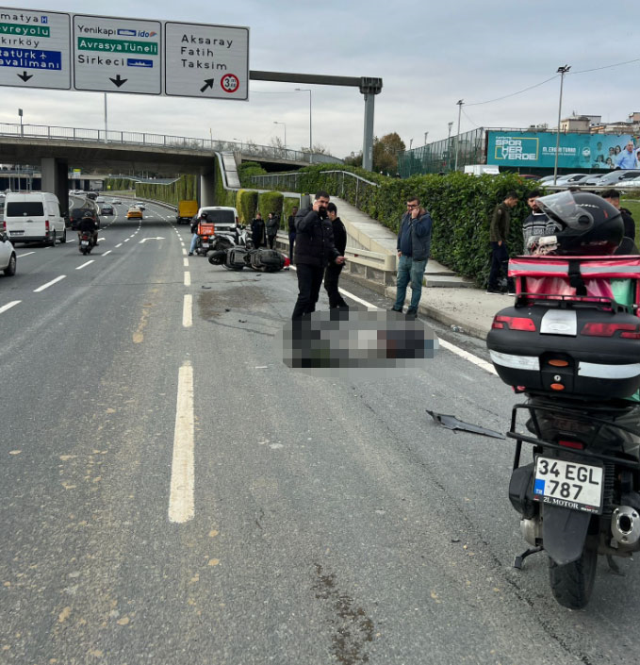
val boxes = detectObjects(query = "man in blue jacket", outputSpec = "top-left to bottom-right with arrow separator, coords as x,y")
391,196 -> 434,318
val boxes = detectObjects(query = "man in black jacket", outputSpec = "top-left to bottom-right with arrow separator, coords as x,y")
323,202 -> 349,309
291,191 -> 345,320
288,206 -> 298,261
602,189 -> 636,241
251,212 -> 266,249
77,212 -> 99,247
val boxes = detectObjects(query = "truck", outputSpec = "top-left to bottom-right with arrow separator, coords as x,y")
464,164 -> 500,176
176,200 -> 199,225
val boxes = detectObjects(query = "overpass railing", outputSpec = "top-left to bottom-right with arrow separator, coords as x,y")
250,169 -> 379,209
0,122 -> 343,165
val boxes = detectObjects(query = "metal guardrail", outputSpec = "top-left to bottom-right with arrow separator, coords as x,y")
0,122 -> 343,166
250,169 -> 379,209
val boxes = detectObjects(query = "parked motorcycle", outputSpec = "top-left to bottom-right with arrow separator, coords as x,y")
208,246 -> 288,272
487,191 -> 640,609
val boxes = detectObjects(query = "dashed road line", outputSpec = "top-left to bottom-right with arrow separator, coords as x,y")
76,260 -> 94,270
0,300 -> 21,315
184,272 -> 191,287
168,362 -> 195,524
16,252 -> 35,258
183,294 -> 192,328
34,275 -> 66,292
102,250 -> 112,256
116,243 -> 123,248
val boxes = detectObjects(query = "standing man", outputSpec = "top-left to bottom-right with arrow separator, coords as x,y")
251,212 -> 265,249
266,212 -> 279,249
616,141 -> 637,169
522,189 -> 553,254
291,191 -> 344,320
288,206 -> 298,261
487,192 -> 518,294
323,202 -> 349,310
391,196 -> 434,318
602,189 -> 636,241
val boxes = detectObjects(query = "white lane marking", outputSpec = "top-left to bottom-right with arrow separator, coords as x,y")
438,339 -> 497,376
0,300 -> 21,314
168,361 -> 195,524
184,271 -> 191,287
116,243 -> 123,248
183,294 -> 192,328
16,251 -> 35,258
124,239 -> 130,243
76,260 -> 94,270
183,258 -> 189,267
34,275 -> 66,292
182,248 -> 187,256
99,237 -> 105,241
102,250 -> 112,256
337,287 -> 379,310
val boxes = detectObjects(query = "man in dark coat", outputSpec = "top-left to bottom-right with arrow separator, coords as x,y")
251,212 -> 265,249
288,206 -> 298,261
266,212 -> 279,249
291,191 -> 344,320
487,191 -> 518,294
602,189 -> 636,241
323,202 -> 349,309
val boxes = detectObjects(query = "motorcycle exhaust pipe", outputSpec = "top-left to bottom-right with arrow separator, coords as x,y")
611,506 -> 640,547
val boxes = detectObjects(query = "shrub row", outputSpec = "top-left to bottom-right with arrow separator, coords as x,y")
135,174 -> 197,207
104,177 -> 135,191
250,165 -> 534,286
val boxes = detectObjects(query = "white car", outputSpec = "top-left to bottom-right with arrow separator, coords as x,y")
112,199 -> 122,205
96,196 -> 105,203
134,202 -> 146,211
0,232 -> 17,276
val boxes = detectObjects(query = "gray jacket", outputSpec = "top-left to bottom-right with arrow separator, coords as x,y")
397,210 -> 434,262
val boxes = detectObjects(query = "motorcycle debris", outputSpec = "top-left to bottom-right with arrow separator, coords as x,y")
201,285 -> 212,290
239,319 -> 247,323
426,410 -> 505,439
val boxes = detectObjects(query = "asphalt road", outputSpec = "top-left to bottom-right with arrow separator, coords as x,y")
0,198 -> 638,665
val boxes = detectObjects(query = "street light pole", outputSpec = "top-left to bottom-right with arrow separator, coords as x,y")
424,131 -> 428,146
446,121 -> 453,171
18,108 -> 23,137
273,121 -> 287,148
454,99 -> 463,171
553,65 -> 571,186
295,88 -> 312,163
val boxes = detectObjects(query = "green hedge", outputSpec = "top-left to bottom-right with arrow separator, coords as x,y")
213,157 -> 236,207
236,189 -> 258,223
248,165 -> 534,286
238,161 -> 267,187
135,174 -> 197,206
257,191 -> 284,218
281,197 -> 300,230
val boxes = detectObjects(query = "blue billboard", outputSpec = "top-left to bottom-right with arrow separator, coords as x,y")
487,131 -> 640,170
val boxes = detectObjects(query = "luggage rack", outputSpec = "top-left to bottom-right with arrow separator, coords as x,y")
514,292 -> 634,314
507,401 -> 640,472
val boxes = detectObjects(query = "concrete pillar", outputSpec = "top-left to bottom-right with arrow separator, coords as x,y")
200,173 -> 215,207
41,157 -> 69,215
359,78 -> 383,172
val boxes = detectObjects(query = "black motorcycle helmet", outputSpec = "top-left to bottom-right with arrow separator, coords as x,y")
536,191 -> 623,255
200,212 -> 209,221
82,211 -> 93,219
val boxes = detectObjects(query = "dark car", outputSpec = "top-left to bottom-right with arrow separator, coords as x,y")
101,205 -> 114,215
68,207 -> 101,230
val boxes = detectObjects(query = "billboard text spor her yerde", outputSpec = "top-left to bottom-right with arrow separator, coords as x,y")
487,131 -> 640,170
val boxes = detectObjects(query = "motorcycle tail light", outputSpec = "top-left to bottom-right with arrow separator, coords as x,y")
492,315 -> 536,331
581,322 -> 639,337
558,440 -> 585,450
550,383 -> 565,391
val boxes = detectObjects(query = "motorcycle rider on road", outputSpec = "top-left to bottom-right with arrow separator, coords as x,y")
77,211 -> 99,247
189,212 -> 208,256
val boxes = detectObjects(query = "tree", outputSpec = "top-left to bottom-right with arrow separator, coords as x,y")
372,132 -> 405,174
344,151 -> 363,167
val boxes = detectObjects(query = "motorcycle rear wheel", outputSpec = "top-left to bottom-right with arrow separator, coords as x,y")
548,538 -> 597,610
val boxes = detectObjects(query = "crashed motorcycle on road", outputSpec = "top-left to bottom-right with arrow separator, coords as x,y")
487,191 -> 640,609
208,246 -> 288,272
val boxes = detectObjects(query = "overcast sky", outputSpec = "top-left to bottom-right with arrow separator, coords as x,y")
1,0 -> 639,160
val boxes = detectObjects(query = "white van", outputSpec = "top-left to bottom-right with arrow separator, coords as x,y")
196,206 -> 240,234
3,192 -> 67,245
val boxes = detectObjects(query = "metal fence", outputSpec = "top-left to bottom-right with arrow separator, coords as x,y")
0,122 -> 343,165
250,170 -> 379,209
398,128 -> 487,177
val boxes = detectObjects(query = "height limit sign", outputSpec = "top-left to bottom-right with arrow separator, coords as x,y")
164,21 -> 248,100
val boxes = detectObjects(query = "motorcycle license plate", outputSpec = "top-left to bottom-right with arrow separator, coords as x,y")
202,243 -> 209,248
81,241 -> 89,246
534,456 -> 604,514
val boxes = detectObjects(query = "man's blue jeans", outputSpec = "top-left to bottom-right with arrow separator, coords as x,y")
189,233 -> 199,253
393,254 -> 428,312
